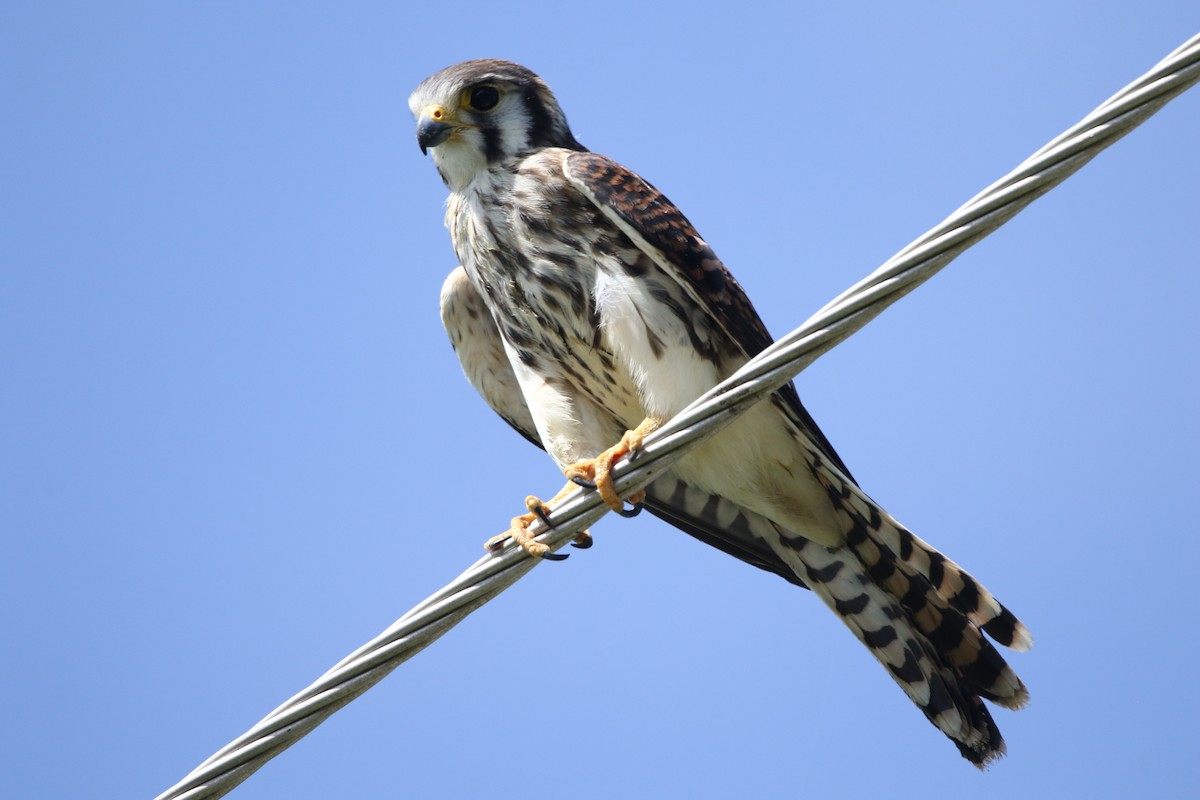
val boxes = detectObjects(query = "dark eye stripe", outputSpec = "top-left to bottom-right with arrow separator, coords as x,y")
480,123 -> 504,163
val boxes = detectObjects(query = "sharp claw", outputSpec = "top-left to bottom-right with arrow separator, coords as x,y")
614,502 -> 643,518
532,505 -> 553,528
571,535 -> 593,549
542,551 -> 570,561
571,475 -> 643,517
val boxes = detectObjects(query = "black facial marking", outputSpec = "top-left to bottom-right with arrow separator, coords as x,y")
480,123 -> 504,164
522,83 -> 584,152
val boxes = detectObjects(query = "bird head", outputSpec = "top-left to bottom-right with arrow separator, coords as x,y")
409,59 -> 584,190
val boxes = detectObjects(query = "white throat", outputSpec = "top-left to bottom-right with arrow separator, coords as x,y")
431,140 -> 490,193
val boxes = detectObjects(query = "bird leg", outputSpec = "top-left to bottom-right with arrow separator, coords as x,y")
564,417 -> 660,515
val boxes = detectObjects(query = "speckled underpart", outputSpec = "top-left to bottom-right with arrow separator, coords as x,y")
418,59 -> 1030,766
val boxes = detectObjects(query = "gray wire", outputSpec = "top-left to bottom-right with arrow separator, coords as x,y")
155,33 -> 1200,800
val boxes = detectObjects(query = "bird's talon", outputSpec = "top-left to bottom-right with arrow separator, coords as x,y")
571,531 -> 594,549
542,551 -> 570,561
614,502 -> 642,518
486,499 -> 556,559
562,421 -> 659,514
484,533 -> 510,552
529,503 -> 553,528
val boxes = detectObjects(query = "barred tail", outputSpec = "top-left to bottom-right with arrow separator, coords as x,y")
643,465 -> 1030,765
775,460 -> 1032,766
782,526 -> 1026,765
843,497 -> 1033,653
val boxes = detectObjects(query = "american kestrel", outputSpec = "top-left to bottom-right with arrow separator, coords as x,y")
411,59 -> 1030,766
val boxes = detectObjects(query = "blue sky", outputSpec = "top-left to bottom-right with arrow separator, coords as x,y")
3,4 -> 1199,799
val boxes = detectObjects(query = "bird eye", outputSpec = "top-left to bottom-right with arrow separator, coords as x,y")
467,85 -> 500,111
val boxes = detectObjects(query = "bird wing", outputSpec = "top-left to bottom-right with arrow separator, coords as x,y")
441,162 -> 1030,763
562,151 -> 855,484
440,267 -> 542,450
440,265 -> 808,588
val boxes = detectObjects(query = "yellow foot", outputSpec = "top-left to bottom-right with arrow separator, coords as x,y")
483,416 -> 659,560
484,495 -> 556,558
484,481 -> 586,559
563,418 -> 660,513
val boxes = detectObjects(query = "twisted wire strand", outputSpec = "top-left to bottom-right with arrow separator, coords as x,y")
156,33 -> 1200,800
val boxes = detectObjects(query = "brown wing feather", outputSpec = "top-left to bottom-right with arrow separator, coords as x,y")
563,151 -> 855,484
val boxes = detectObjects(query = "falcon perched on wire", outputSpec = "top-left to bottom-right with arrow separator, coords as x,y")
410,59 -> 1031,766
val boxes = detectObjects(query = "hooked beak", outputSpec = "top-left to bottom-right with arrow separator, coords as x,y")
417,105 -> 454,155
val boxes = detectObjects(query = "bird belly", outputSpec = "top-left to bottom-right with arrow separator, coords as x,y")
593,268 -> 843,547
593,268 -> 723,422
670,403 -> 845,549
